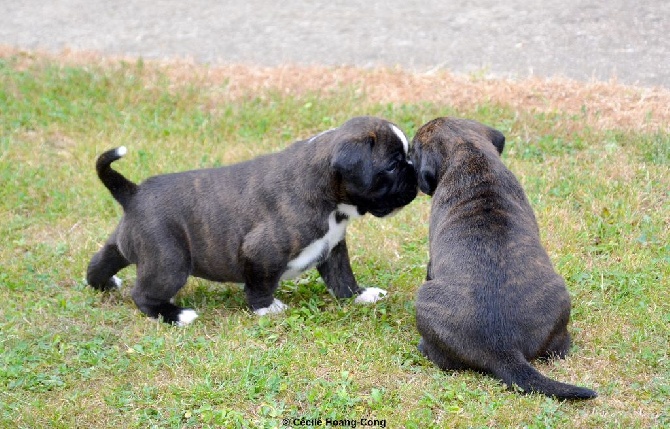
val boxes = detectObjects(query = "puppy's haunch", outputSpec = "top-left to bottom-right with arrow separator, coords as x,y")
412,117 -> 597,400
87,116 -> 418,324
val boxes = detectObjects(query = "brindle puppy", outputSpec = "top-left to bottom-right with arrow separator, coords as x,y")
87,116 -> 418,325
411,117 -> 597,400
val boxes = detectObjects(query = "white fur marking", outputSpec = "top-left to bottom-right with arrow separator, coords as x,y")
111,275 -> 123,289
116,146 -> 127,157
308,128 -> 335,143
390,124 -> 409,155
254,298 -> 288,316
281,206 -> 356,280
176,309 -> 198,326
354,287 -> 387,304
337,203 -> 362,219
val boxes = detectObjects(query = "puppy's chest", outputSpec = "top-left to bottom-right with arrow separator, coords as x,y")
280,204 -> 359,280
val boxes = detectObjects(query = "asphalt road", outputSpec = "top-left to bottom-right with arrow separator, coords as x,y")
1,0 -> 668,88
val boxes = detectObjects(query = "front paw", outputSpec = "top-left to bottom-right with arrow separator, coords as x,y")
176,309 -> 199,326
354,287 -> 387,304
110,275 -> 123,289
253,298 -> 288,316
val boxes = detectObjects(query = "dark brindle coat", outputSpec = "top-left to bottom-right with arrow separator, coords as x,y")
412,117 -> 597,400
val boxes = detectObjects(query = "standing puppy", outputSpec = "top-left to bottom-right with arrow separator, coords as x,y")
412,117 -> 596,399
87,116 -> 418,325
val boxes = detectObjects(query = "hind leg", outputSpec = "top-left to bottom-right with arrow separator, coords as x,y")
87,242 -> 130,291
131,252 -> 197,326
539,328 -> 571,360
418,337 -> 468,371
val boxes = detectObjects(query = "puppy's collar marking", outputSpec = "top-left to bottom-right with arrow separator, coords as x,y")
390,124 -> 409,155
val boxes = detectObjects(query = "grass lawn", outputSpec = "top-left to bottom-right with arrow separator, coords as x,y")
1,50 -> 668,428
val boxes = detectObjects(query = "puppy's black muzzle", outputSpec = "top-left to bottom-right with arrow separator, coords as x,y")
367,163 -> 418,217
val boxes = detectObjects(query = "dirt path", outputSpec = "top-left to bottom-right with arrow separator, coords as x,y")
1,0 -> 668,88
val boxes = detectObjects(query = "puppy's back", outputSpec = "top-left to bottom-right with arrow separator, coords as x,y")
415,118 -> 596,399
427,142 -> 570,332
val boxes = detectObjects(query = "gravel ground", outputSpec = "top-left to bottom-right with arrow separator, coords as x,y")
1,0 -> 668,88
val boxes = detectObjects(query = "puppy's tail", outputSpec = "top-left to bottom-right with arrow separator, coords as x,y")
96,146 -> 137,210
492,351 -> 597,400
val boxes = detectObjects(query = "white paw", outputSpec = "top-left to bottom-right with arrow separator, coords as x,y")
253,298 -> 288,316
111,275 -> 123,289
176,309 -> 199,326
354,287 -> 387,304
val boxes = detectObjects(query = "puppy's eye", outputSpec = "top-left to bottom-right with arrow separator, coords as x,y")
385,160 -> 399,173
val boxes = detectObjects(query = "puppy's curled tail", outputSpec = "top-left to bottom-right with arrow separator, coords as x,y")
96,146 -> 137,210
493,351 -> 597,400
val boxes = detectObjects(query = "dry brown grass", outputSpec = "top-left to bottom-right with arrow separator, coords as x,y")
3,45 -> 668,133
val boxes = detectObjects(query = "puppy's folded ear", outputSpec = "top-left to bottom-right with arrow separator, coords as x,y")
488,128 -> 506,155
331,140 -> 374,189
414,145 -> 439,196
418,163 -> 438,196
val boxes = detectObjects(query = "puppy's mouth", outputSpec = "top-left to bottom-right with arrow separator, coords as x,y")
419,187 -> 435,197
348,164 -> 419,218
369,206 -> 397,217
370,206 -> 402,218
367,186 -> 418,217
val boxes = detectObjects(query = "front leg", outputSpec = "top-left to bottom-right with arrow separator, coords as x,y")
241,228 -> 288,316
317,239 -> 387,303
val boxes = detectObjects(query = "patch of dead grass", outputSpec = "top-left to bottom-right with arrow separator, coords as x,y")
2,45 -> 669,133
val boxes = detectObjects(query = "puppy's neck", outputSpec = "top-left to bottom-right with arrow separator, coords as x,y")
294,142 -> 346,208
431,141 -> 510,214
441,140 -> 500,184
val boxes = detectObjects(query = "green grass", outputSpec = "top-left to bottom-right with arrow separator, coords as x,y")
1,55 -> 668,428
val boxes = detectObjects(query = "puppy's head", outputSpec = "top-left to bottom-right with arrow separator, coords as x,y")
411,117 -> 505,196
328,116 -> 418,217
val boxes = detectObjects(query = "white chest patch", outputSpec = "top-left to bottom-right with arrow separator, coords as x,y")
281,204 -> 361,280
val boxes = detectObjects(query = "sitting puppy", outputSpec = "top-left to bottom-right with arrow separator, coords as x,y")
412,117 -> 597,399
87,116 -> 418,325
